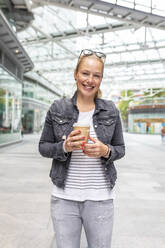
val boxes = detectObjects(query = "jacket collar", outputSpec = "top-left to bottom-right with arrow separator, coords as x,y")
71,91 -> 109,111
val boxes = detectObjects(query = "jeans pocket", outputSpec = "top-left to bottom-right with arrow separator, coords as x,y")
51,195 -> 60,204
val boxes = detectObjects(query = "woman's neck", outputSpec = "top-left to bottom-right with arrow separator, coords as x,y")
77,94 -> 95,112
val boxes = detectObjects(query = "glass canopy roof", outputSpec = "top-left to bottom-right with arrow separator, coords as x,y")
16,0 -> 165,99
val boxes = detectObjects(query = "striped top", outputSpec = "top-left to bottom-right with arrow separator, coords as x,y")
52,109 -> 115,201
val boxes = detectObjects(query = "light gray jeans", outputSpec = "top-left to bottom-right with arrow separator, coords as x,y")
51,196 -> 114,248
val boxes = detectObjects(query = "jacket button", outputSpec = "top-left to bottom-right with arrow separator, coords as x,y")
94,125 -> 97,128
105,168 -> 107,171
60,120 -> 62,123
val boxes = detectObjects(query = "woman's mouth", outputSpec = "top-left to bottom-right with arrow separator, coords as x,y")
82,83 -> 94,91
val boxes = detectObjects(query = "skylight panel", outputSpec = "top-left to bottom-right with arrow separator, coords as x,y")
16,1 -> 165,97
135,3 -> 151,13
119,52 -> 134,61
117,0 -> 134,8
158,48 -> 165,57
109,54 -> 121,63
152,0 -> 165,16
144,49 -> 160,60
149,29 -> 165,41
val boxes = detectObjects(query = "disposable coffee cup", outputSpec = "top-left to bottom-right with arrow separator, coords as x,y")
73,123 -> 90,144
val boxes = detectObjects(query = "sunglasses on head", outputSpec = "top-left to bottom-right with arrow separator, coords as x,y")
79,49 -> 106,63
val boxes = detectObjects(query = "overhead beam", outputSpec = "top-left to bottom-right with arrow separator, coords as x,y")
30,23 -> 77,57
0,0 -> 34,32
102,80 -> 165,91
104,77 -> 165,86
0,10 -> 33,74
30,42 -> 165,63
32,58 -> 165,73
21,22 -> 136,45
32,0 -> 165,30
55,41 -> 77,57
106,58 -> 165,68
36,69 -> 165,80
24,0 -> 33,11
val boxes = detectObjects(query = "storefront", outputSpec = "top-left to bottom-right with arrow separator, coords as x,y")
0,10 -> 33,146
128,105 -> 165,134
22,78 -> 60,133
0,68 -> 22,144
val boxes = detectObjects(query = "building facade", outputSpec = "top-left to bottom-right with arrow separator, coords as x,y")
128,98 -> 165,134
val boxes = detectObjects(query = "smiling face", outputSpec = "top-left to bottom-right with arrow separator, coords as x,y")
74,55 -> 104,100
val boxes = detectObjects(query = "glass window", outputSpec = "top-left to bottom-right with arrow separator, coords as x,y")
0,67 -> 22,138
23,80 -> 35,99
23,79 -> 57,104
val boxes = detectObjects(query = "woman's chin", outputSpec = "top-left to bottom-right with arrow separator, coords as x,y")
81,89 -> 96,98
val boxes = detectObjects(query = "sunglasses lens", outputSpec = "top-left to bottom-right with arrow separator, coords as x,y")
79,49 -> 106,62
96,52 -> 105,59
83,49 -> 93,56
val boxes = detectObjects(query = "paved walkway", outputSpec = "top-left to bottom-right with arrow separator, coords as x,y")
0,132 -> 165,248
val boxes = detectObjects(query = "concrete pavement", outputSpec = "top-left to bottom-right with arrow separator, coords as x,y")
0,133 -> 165,248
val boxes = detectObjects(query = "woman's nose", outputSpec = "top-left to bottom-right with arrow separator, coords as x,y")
87,74 -> 93,83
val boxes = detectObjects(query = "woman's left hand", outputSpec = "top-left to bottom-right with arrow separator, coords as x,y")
82,136 -> 109,158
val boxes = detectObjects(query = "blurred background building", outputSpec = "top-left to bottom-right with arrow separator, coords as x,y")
0,0 -> 165,146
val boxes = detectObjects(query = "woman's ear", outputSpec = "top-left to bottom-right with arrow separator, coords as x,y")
74,71 -> 77,81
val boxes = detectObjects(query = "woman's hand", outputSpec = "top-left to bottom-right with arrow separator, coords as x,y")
82,136 -> 110,158
64,130 -> 86,152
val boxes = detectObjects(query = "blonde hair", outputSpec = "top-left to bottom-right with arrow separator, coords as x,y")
74,54 -> 104,98
95,88 -> 102,98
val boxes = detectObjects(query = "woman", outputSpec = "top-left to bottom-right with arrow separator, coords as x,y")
39,49 -> 125,248
161,126 -> 165,144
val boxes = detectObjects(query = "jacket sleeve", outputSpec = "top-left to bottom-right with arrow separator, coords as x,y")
38,109 -> 68,161
104,110 -> 125,165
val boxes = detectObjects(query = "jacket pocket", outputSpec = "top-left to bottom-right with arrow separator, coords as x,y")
97,118 -> 116,143
52,114 -> 71,125
98,119 -> 115,126
51,114 -> 72,141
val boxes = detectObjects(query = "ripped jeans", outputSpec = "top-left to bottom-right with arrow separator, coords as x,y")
51,196 -> 114,248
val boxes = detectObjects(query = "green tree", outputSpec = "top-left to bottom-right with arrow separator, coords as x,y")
118,90 -> 133,124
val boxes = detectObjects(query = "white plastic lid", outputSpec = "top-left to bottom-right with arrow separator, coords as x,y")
73,122 -> 90,127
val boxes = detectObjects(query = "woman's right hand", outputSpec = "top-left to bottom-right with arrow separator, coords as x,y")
64,130 -> 86,152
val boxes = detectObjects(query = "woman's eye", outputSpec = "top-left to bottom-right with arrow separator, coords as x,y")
82,72 -> 88,75
94,75 -> 100,78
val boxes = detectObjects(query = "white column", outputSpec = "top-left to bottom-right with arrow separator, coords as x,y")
11,95 -> 15,133
3,90 -> 9,128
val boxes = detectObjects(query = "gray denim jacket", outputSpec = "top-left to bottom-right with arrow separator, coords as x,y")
39,91 -> 125,189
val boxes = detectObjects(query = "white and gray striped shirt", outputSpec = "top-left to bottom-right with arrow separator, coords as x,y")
52,109 -> 115,201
